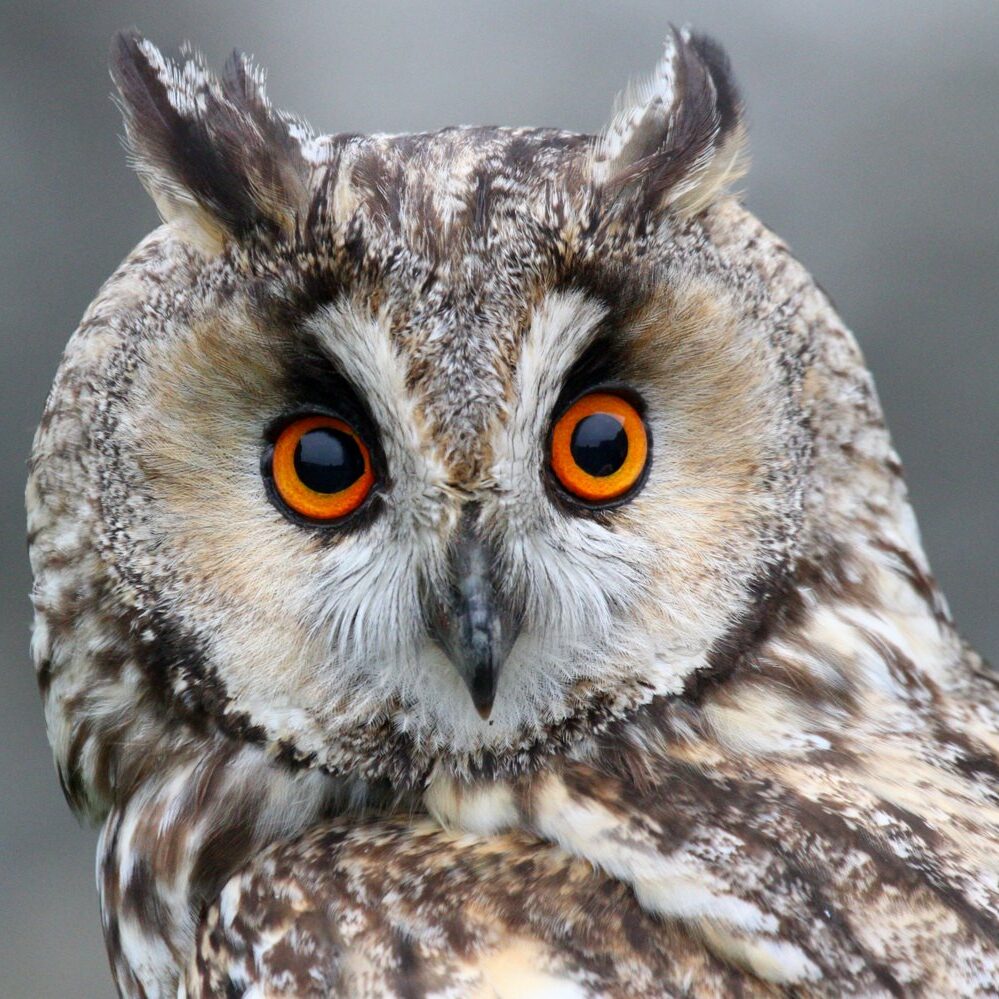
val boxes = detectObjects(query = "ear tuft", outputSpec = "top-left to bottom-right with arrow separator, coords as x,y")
591,26 -> 747,221
110,31 -> 315,251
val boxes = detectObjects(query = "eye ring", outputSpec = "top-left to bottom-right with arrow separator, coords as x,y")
268,414 -> 375,522
550,392 -> 649,504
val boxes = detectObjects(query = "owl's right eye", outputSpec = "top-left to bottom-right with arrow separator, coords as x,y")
266,415 -> 375,523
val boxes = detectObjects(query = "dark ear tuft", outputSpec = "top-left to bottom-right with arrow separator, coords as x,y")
110,32 -> 314,250
590,26 -> 747,220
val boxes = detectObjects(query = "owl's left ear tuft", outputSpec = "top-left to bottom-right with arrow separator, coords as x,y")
590,27 -> 747,221
110,31 -> 314,253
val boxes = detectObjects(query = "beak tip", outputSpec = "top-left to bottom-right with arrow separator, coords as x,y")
469,666 -> 497,720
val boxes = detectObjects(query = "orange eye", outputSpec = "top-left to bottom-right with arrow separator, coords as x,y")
270,415 -> 374,522
550,392 -> 648,504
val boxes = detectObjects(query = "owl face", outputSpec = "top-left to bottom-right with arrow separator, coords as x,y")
74,31 -> 806,781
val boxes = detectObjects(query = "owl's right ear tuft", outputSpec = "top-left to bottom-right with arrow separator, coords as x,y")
110,31 -> 314,253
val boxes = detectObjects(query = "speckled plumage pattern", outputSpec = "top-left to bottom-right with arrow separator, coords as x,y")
27,27 -> 999,998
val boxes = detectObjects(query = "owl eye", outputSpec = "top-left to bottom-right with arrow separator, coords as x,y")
550,392 -> 649,504
268,415 -> 375,522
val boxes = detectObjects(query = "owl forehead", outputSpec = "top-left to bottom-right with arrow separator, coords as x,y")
386,276 -> 528,464
306,261 -> 554,477
299,127 -> 596,463
322,126 -> 590,256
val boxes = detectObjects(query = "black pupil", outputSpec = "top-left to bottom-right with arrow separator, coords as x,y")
293,427 -> 365,494
569,412 -> 628,477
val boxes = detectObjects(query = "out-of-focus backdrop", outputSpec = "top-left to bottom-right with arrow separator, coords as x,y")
1,2 -> 995,994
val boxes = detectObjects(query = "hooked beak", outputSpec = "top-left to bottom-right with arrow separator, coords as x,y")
426,506 -> 522,719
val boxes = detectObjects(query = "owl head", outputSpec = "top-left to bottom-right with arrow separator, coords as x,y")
31,28 -> 823,800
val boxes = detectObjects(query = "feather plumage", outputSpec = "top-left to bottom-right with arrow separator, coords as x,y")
27,29 -> 998,998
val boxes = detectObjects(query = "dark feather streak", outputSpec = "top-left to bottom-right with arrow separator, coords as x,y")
110,31 -> 308,243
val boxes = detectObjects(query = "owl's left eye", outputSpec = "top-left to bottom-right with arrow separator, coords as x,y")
266,415 -> 375,523
549,391 -> 649,505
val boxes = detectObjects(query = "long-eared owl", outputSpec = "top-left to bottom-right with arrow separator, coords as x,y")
27,25 -> 999,998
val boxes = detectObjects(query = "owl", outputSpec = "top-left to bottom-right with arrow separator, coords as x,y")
26,25 -> 999,998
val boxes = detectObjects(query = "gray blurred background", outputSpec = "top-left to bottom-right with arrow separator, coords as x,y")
1,2 -> 995,994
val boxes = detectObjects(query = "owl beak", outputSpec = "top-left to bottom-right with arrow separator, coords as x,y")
426,506 -> 522,720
